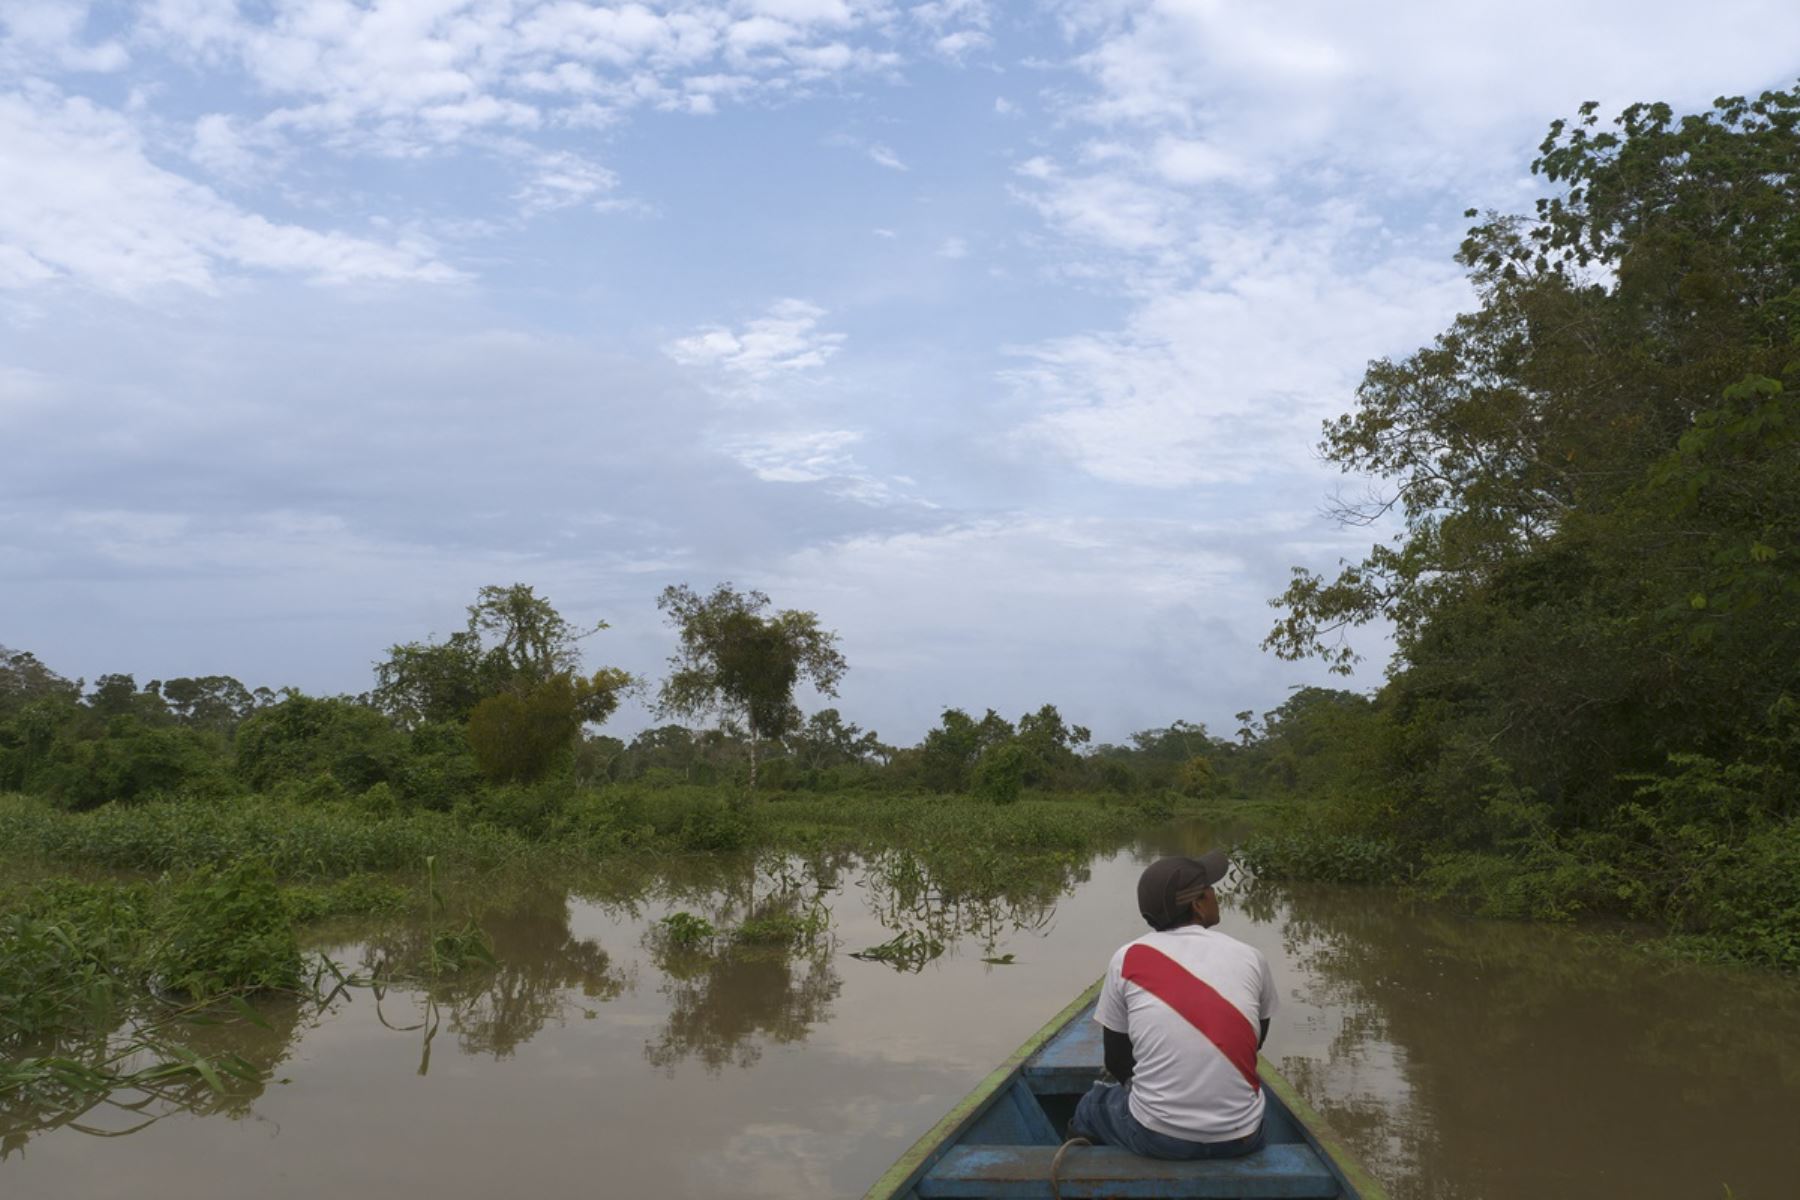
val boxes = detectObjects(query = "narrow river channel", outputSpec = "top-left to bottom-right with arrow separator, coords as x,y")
7,828 -> 1800,1198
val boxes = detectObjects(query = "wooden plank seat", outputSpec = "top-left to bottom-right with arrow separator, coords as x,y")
1021,1017 -> 1106,1095
915,1143 -> 1343,1199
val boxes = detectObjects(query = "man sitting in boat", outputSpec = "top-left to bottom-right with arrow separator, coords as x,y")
1069,852 -> 1277,1160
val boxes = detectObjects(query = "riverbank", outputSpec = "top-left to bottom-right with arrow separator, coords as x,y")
0,785 -> 1179,1059
1191,794 -> 1800,973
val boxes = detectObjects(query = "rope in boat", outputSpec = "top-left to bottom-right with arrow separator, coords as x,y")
1048,1136 -> 1090,1200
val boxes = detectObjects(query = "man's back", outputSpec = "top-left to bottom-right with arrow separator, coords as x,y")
1096,924 -> 1277,1143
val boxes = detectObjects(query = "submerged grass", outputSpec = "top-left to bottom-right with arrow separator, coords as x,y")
1,783 -> 1187,1082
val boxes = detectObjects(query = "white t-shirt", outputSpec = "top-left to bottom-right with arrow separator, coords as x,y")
1095,924 -> 1279,1142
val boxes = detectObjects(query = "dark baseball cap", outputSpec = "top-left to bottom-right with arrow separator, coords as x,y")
1137,851 -> 1230,930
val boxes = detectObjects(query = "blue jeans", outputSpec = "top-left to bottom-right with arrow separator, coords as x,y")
1069,1082 -> 1265,1160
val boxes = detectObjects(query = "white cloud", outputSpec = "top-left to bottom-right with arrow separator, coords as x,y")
1011,157 -> 1180,255
1150,136 -> 1258,186
0,89 -> 457,296
511,148 -> 620,217
188,112 -> 267,183
936,236 -> 968,259
934,30 -> 990,60
136,0 -> 903,155
727,429 -> 865,483
1052,0 -> 1800,191
0,1 -> 128,73
912,0 -> 990,31
718,428 -> 924,508
665,298 -> 846,379
867,142 -> 908,171
1003,208 -> 1468,487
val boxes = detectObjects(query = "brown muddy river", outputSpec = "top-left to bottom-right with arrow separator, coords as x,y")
6,829 -> 1800,1198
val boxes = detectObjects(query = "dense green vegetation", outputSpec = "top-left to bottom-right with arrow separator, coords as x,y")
1250,85 -> 1800,969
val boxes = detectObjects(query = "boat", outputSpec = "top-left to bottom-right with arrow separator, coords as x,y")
863,979 -> 1389,1199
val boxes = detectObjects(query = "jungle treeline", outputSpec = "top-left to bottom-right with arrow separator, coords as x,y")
1249,85 -> 1800,968
0,622 -> 1311,815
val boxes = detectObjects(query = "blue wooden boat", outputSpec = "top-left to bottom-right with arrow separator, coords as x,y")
864,980 -> 1388,1199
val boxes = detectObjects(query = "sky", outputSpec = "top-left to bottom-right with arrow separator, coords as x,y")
3,1 -> 1798,747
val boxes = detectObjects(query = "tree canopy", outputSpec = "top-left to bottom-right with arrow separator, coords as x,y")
1266,84 -> 1800,857
655,583 -> 847,790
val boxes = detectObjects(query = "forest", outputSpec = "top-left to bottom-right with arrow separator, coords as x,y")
1252,85 -> 1800,969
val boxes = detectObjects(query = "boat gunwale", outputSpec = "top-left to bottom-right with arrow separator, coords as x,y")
1257,1058 -> 1391,1200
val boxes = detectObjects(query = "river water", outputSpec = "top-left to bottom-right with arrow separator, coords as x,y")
6,831 -> 1800,1198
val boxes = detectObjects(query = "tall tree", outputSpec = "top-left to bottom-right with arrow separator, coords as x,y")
374,584 -> 633,783
1266,85 -> 1800,842
374,584 -> 631,728
0,647 -> 80,717
656,583 -> 847,792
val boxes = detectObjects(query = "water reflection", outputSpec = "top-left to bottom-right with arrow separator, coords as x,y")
0,990 -> 308,1156
8,841 -> 1800,1200
645,935 -> 841,1073
638,864 -> 843,1074
1237,879 -> 1800,1200
852,846 -> 1090,970
351,885 -> 631,1066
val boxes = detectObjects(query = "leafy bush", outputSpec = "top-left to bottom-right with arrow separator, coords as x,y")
466,676 -> 584,784
971,743 -> 1026,805
657,911 -> 716,949
677,800 -> 753,852
467,782 -> 569,837
38,719 -> 233,810
396,721 -> 482,810
1680,820 -> 1800,969
1238,828 -> 1410,886
282,873 -> 411,922
149,861 -> 302,999
0,794 -> 530,877
1176,755 -> 1215,798
732,905 -> 826,948
0,880 -> 152,1048
236,695 -> 405,793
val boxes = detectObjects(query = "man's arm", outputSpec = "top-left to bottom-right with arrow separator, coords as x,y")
1255,951 -> 1278,1051
1102,1026 -> 1136,1084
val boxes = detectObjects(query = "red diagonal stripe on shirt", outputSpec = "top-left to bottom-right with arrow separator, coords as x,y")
1122,943 -> 1260,1092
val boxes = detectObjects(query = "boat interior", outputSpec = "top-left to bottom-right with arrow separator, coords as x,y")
897,1001 -> 1357,1199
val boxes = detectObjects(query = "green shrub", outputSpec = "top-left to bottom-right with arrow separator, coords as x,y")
469,782 -> 568,837
1136,791 -> 1176,821
1238,828 -> 1409,885
0,880 -> 153,1048
971,743 -> 1026,805
39,720 -> 231,810
396,721 -> 482,810
236,695 -> 405,793
466,676 -> 583,784
1176,755 -> 1215,798
678,800 -> 752,852
657,911 -> 716,949
282,873 -> 411,922
732,905 -> 826,948
1684,820 -> 1800,969
150,861 -> 302,999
